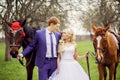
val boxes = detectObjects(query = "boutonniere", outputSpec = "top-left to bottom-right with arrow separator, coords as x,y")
59,39 -> 63,43
59,39 -> 64,44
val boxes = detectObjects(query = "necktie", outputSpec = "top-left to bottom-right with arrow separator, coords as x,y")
49,33 -> 54,57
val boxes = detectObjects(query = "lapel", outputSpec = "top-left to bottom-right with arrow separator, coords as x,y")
54,32 -> 58,44
41,28 -> 47,50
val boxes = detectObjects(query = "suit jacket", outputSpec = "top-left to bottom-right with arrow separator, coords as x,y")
22,28 -> 61,67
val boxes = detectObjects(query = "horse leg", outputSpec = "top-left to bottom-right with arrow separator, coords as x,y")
109,64 -> 115,80
103,67 -> 107,80
26,64 -> 34,80
25,56 -> 35,80
114,62 -> 118,80
98,64 -> 104,80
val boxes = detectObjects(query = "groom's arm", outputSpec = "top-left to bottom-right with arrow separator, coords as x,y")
21,30 -> 39,57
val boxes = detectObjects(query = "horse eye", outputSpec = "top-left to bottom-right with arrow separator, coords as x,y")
102,34 -> 105,36
19,30 -> 23,32
93,39 -> 97,43
103,40 -> 107,43
9,32 -> 13,36
17,32 -> 21,35
9,30 -> 12,33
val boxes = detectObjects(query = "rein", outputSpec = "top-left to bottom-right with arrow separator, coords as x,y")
85,51 -> 97,80
94,47 -> 107,55
93,39 -> 107,56
18,59 -> 25,66
86,52 -> 91,80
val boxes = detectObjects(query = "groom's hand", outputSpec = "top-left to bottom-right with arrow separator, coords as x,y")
17,54 -> 23,60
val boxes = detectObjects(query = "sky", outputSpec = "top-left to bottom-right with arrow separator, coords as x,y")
62,0 -> 91,35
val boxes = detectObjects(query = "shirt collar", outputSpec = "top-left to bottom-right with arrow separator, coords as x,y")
46,28 -> 53,34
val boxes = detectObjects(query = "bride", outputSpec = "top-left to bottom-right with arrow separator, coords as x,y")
48,28 -> 89,80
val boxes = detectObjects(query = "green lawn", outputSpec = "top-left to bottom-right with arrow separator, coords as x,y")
0,41 -> 120,80
0,42 -> 38,80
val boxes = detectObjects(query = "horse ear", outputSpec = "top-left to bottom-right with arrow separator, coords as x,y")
92,24 -> 97,32
105,24 -> 110,31
21,19 -> 26,27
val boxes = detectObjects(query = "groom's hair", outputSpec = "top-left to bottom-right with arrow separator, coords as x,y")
48,16 -> 60,26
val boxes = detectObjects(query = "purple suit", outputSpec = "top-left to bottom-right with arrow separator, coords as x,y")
22,28 -> 61,80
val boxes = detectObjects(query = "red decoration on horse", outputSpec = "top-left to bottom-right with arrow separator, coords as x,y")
11,22 -> 21,29
10,21 -> 26,37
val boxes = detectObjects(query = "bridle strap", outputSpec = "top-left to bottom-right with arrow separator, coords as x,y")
8,27 -> 24,47
96,47 -> 104,51
9,44 -> 21,47
9,27 -> 23,33
95,47 -> 106,54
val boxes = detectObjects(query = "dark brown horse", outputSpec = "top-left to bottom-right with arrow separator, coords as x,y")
3,19 -> 39,80
92,24 -> 119,80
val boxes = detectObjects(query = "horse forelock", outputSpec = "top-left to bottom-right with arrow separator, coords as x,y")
95,27 -> 106,36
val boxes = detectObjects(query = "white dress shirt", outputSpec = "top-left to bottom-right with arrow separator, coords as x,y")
46,28 -> 57,58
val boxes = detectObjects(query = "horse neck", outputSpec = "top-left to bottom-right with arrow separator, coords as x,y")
22,26 -> 39,49
22,26 -> 33,48
106,31 -> 118,51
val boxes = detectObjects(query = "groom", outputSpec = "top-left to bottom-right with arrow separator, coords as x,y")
17,16 -> 61,80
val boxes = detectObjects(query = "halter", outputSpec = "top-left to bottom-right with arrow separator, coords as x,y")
8,26 -> 25,66
93,35 -> 108,55
8,27 -> 24,47
94,47 -> 107,55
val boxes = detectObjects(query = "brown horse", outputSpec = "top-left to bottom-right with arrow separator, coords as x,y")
92,24 -> 119,80
3,19 -> 39,80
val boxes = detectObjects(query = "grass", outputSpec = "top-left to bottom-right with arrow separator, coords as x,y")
77,40 -> 98,80
0,41 -> 120,80
0,43 -> 38,80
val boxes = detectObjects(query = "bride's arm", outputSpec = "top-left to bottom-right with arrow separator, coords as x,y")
75,53 -> 88,61
74,45 -> 88,61
56,53 -> 61,74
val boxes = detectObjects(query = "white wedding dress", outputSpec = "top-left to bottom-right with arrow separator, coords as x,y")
48,45 -> 89,80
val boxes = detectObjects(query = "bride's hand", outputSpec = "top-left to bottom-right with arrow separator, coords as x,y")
85,52 -> 90,57
56,68 -> 59,74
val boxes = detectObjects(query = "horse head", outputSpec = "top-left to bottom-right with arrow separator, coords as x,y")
6,20 -> 26,58
92,24 -> 110,63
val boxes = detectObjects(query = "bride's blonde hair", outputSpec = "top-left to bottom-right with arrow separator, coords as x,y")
58,28 -> 76,53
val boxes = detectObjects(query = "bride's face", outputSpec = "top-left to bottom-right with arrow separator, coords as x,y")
62,32 -> 71,40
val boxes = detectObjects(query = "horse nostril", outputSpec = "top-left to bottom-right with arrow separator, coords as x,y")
96,56 -> 103,63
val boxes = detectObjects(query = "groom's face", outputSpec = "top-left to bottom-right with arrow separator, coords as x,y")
51,23 -> 60,32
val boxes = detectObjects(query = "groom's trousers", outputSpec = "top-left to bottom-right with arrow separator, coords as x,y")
38,58 -> 57,80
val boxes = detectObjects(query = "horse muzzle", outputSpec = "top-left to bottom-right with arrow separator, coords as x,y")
95,55 -> 104,64
10,51 -> 18,58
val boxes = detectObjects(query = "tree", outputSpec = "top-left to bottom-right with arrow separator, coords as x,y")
0,0 -> 68,61
79,0 -> 120,34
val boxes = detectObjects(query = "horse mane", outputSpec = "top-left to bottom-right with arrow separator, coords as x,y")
22,26 -> 40,48
23,26 -> 40,39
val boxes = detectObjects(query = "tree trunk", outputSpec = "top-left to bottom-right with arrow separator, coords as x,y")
4,34 -> 11,61
118,27 -> 120,35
